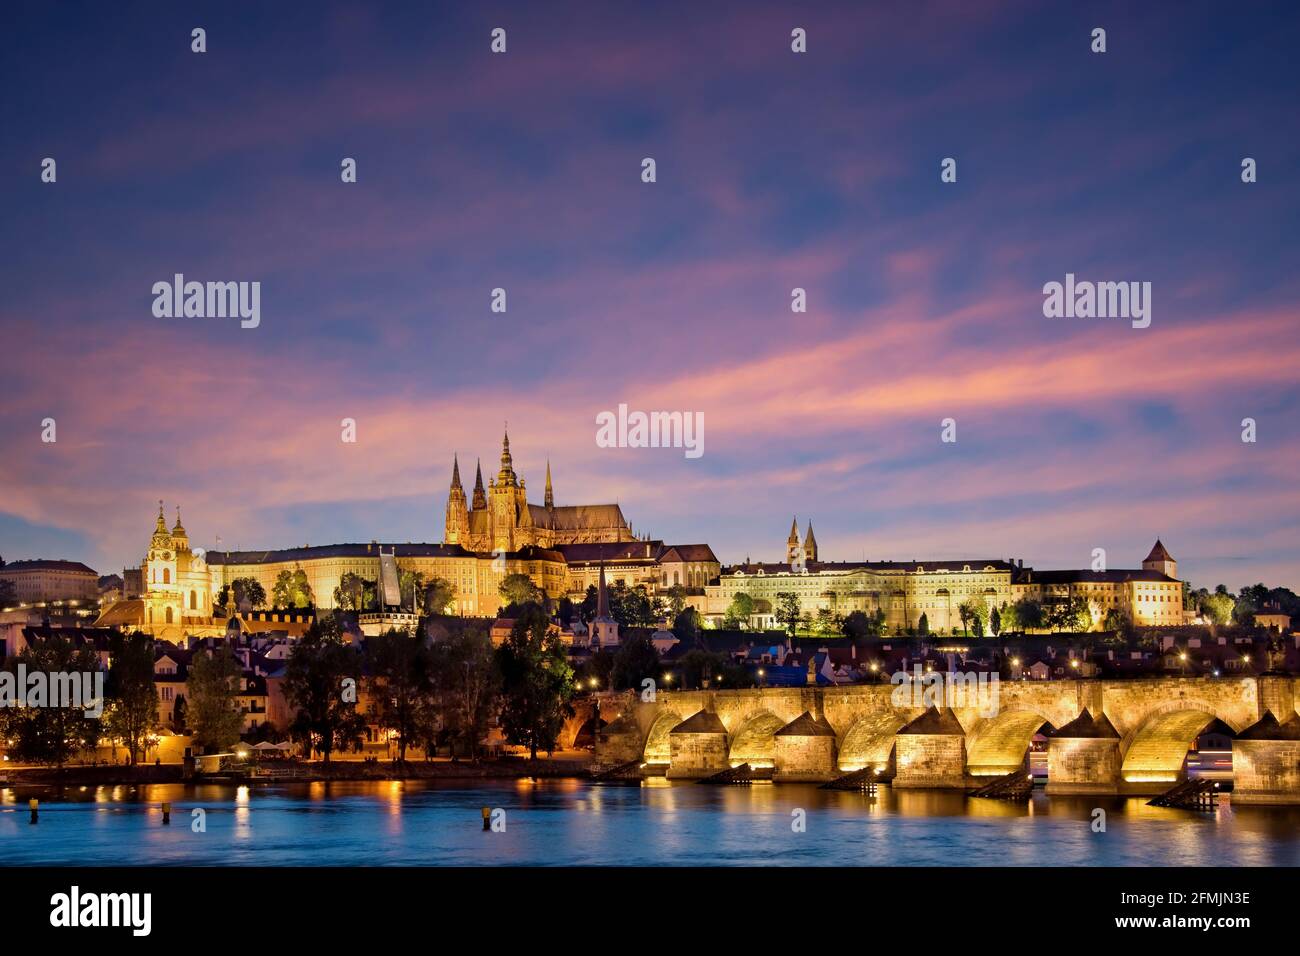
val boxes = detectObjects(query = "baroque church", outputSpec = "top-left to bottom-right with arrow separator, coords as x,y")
445,430 -> 636,553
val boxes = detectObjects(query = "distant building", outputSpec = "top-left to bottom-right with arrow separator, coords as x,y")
707,525 -> 1185,634
0,559 -> 99,605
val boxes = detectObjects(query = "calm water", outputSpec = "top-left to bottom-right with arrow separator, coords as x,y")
2,779 -> 1298,866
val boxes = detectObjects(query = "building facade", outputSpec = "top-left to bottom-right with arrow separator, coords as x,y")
706,525 -> 1186,633
0,559 -> 100,605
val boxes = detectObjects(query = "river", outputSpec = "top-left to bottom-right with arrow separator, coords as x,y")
2,779 -> 1298,866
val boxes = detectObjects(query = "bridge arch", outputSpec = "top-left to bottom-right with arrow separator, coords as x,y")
1118,702 -> 1243,784
837,712 -> 908,773
728,711 -> 786,767
643,710 -> 683,765
966,708 -> 1055,777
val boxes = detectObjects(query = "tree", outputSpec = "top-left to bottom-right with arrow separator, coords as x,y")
958,595 -> 985,636
917,612 -> 930,636
666,584 -> 688,618
0,578 -> 16,607
273,569 -> 314,609
188,644 -> 245,753
673,606 -> 703,645
499,573 -> 542,608
423,576 -> 457,616
814,608 -> 844,636
171,694 -> 187,732
1201,591 -> 1235,626
960,595 -> 986,638
368,629 -> 434,761
271,570 -> 295,609
282,617 -> 366,763
495,604 -> 575,759
0,632 -> 102,767
104,631 -> 158,765
611,633 -> 660,691
723,592 -> 755,629
1005,598 -> 1044,632
1103,604 -> 1134,639
429,626 -> 499,759
775,592 -> 801,638
575,648 -> 615,694
230,577 -> 267,610
292,569 -> 314,608
843,608 -> 885,640
1047,597 -> 1091,633
990,606 -> 1002,637
333,572 -> 375,611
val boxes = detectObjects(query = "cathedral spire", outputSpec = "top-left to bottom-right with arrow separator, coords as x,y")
450,453 -> 463,491
497,426 -> 516,486
596,561 -> 611,619
155,500 -> 168,534
472,458 -> 487,510
544,459 -> 554,509
804,521 -> 818,563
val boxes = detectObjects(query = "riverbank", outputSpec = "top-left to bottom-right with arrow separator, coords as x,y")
1,755 -> 595,789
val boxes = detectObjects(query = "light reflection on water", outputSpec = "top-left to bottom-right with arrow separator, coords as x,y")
1,780 -> 1297,867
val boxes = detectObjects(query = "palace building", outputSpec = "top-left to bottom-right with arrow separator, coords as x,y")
704,522 -> 1186,633
97,429 -> 718,640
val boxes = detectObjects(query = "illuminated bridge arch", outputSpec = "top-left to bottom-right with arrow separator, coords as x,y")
642,710 -> 683,765
837,712 -> 909,773
1119,703 -> 1244,785
966,708 -> 1055,777
728,711 -> 786,768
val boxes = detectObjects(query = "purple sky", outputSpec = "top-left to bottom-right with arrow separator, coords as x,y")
1,0 -> 1298,591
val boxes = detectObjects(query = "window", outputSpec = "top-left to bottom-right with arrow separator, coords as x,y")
163,568 -> 171,584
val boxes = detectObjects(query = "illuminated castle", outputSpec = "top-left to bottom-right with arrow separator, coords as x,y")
445,429 -> 635,553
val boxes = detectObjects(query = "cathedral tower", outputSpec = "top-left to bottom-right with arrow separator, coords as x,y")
544,460 -> 554,510
445,455 -> 469,545
787,516 -> 801,565
804,521 -> 818,563
490,429 -> 519,553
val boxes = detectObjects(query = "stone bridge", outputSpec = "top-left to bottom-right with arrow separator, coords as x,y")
593,676 -> 1300,804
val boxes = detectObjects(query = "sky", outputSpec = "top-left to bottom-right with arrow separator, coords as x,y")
1,0 -> 1298,592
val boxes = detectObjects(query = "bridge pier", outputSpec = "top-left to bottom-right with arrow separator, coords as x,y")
1231,711 -> 1300,806
666,710 -> 730,779
773,712 -> 838,782
892,707 -> 968,789
593,711 -> 644,767
1045,709 -> 1122,795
